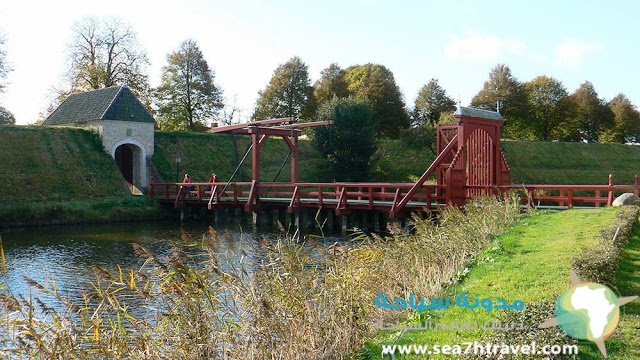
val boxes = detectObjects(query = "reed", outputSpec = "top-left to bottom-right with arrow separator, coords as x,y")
0,195 -> 521,359
0,235 -> 5,276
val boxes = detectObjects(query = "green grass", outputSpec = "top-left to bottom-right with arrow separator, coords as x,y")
0,197 -> 161,226
0,125 -> 130,202
502,140 -> 640,185
370,139 -> 435,182
153,132 -> 640,185
152,131 -> 333,183
362,208 -> 618,358
0,125 -> 159,226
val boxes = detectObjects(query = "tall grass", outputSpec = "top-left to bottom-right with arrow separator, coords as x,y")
0,196 -> 521,359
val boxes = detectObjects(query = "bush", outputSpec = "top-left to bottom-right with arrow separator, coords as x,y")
312,97 -> 377,182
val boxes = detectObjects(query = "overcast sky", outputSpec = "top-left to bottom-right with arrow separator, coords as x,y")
1,0 -> 638,125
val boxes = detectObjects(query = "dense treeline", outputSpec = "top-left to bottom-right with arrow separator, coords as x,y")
470,64 -> 640,143
3,18 -> 640,145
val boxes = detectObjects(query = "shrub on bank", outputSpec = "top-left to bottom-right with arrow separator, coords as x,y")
479,205 -> 639,359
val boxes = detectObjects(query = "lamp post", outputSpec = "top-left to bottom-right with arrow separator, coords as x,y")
175,156 -> 182,182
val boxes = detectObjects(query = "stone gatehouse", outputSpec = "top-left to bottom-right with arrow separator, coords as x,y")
42,85 -> 155,194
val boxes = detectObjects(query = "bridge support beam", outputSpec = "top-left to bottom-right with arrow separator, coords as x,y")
378,212 -> 387,232
341,215 -> 350,232
293,212 -> 301,230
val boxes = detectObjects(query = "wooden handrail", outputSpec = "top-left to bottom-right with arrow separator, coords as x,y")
391,134 -> 458,217
244,180 -> 258,212
149,173 -> 640,213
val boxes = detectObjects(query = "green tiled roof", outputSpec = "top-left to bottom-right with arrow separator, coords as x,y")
454,105 -> 503,121
43,86 -> 155,125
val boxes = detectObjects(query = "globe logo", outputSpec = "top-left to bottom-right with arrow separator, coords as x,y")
554,283 -> 619,341
539,270 -> 638,358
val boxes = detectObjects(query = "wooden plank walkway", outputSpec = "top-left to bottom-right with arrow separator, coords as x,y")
148,175 -> 640,218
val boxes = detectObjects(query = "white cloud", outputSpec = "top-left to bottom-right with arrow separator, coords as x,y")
444,31 -> 528,62
555,39 -> 603,68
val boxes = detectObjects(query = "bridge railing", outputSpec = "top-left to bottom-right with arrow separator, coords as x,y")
148,181 -> 447,214
467,174 -> 640,208
148,174 -> 640,212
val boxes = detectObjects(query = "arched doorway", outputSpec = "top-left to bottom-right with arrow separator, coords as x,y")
115,144 -> 134,188
112,141 -> 147,194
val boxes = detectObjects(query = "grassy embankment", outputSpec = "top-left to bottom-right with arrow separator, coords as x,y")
362,206 -> 640,359
502,140 -> 640,185
152,132 -> 438,183
153,132 -> 640,185
0,125 -> 160,227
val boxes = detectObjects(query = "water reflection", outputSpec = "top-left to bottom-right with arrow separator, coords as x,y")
0,220 -> 341,315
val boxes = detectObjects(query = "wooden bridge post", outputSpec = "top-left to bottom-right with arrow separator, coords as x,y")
607,174 -> 614,206
378,212 -> 387,232
341,215 -> 350,232
291,133 -> 298,183
251,130 -> 260,183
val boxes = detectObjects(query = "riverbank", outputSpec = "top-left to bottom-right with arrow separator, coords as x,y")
0,125 -> 158,227
361,206 -> 639,359
0,196 -> 162,228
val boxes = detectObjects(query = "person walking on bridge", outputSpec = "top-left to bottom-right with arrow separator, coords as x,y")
182,174 -> 193,197
207,173 -> 218,192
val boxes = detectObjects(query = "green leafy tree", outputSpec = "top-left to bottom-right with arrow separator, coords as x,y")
313,63 -> 349,107
400,125 -> 437,155
523,76 -> 574,141
312,97 -> 376,181
65,17 -> 149,100
0,106 -> 15,125
471,64 -> 529,138
600,94 -> 640,143
413,78 -> 456,126
400,79 -> 454,155
566,81 -> 614,142
155,39 -> 224,131
0,29 -> 9,94
344,63 -> 409,139
253,56 -> 315,120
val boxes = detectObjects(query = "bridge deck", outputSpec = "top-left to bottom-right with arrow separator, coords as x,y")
148,179 -> 639,218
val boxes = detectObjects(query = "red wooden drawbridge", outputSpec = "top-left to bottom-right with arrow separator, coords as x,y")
150,107 -> 521,219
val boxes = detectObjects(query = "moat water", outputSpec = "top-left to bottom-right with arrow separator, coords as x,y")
0,220 -> 344,315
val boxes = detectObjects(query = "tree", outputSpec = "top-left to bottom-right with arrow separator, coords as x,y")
413,78 -> 456,126
155,39 -> 224,131
523,76 -> 574,141
253,56 -> 315,120
0,106 -> 15,125
344,63 -> 409,139
601,94 -> 640,143
313,63 -> 348,107
399,79 -> 454,155
312,97 -> 376,181
65,17 -> 149,99
0,29 -> 9,94
471,64 -> 529,138
567,81 -> 614,142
